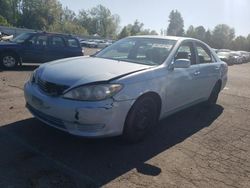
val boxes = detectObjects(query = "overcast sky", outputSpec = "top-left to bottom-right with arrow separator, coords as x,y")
60,0 -> 250,36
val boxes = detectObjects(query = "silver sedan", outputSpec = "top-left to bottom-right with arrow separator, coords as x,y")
24,36 -> 228,142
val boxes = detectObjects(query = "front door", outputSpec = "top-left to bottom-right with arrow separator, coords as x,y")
22,34 -> 48,63
163,41 -> 202,114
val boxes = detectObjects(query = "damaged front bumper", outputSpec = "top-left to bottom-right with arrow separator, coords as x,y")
24,82 -> 134,137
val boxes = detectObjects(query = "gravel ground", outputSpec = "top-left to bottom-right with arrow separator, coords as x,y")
0,52 -> 249,188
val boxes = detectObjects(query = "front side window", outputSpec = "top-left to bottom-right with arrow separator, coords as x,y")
175,42 -> 196,65
196,43 -> 214,64
35,35 -> 48,47
95,38 -> 177,65
11,33 -> 33,44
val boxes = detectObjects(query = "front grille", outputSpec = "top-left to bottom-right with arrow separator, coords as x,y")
37,77 -> 69,96
26,103 -> 66,130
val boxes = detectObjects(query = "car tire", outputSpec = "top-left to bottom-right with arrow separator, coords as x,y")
122,96 -> 159,143
0,52 -> 19,69
205,81 -> 221,107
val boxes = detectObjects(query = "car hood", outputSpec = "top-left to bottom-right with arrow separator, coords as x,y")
38,56 -> 152,87
0,41 -> 18,46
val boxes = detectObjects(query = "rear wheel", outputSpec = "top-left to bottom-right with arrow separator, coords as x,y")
123,96 -> 159,143
1,52 -> 19,69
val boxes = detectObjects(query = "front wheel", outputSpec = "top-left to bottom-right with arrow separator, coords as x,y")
1,52 -> 19,69
123,96 -> 159,143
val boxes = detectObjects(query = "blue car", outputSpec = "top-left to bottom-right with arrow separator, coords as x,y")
0,32 -> 84,69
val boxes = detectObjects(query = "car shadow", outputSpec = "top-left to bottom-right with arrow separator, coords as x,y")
0,104 -> 223,187
0,64 -> 39,72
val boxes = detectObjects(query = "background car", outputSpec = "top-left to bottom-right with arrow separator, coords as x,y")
230,51 -> 244,64
0,31 -> 14,41
0,32 -> 84,69
217,51 -> 235,65
238,51 -> 250,63
96,40 -> 112,48
24,36 -> 228,142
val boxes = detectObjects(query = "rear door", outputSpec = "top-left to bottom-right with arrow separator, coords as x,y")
194,42 -> 220,99
46,35 -> 67,62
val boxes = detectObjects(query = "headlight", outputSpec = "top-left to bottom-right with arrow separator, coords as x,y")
63,84 -> 123,101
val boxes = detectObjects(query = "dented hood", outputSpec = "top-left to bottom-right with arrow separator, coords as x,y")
38,56 -> 152,86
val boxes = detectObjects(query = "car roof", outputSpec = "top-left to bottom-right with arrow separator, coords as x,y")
127,35 -> 197,42
25,32 -> 77,38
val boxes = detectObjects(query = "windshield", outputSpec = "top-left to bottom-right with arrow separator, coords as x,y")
217,52 -> 230,57
95,37 -> 177,65
11,33 -> 32,43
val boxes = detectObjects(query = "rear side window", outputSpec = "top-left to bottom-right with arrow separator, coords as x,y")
196,43 -> 214,63
51,36 -> 66,47
67,38 -> 80,48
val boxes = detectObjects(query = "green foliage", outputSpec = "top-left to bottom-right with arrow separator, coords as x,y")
232,36 -> 248,51
0,0 -> 20,25
194,26 -> 206,41
78,5 -> 120,38
0,15 -> 11,26
184,24 -> 250,51
118,20 -> 158,39
18,0 -> 63,30
1,2 -> 250,50
118,26 -> 130,39
128,20 -> 144,36
186,25 -> 196,38
167,10 -> 184,36
212,24 -> 235,49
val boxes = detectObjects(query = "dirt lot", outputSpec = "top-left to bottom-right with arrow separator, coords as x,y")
0,50 -> 250,187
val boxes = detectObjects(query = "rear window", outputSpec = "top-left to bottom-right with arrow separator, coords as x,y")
67,38 -> 80,48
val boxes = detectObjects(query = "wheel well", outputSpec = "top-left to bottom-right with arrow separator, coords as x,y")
1,50 -> 21,63
217,79 -> 222,91
136,92 -> 162,118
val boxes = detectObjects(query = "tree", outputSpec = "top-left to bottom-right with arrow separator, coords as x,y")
0,0 -> 20,25
0,15 -> 11,26
118,26 -> 130,39
78,5 -> 120,38
211,24 -> 235,49
186,25 -> 195,38
48,6 -> 88,36
167,10 -> 184,36
129,20 -> 144,35
232,36 -> 247,51
194,26 -> 206,41
18,0 -> 63,30
204,30 -> 212,45
118,20 -> 158,39
246,34 -> 250,51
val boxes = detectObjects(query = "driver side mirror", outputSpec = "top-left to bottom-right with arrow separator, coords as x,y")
172,59 -> 191,69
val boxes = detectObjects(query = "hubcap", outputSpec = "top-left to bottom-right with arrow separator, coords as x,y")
2,56 -> 16,67
135,104 -> 152,131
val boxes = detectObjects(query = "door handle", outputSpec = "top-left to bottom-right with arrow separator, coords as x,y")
194,71 -> 200,76
215,66 -> 220,70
